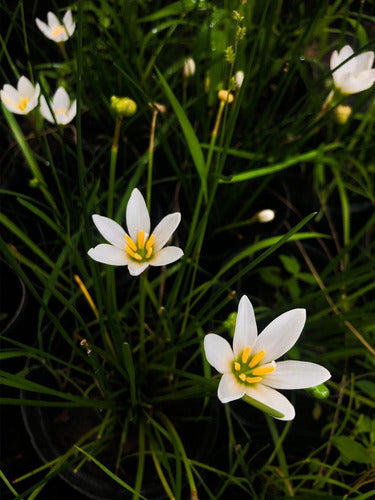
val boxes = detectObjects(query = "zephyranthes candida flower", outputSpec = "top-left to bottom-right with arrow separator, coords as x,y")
204,296 -> 331,420
40,87 -> 76,125
88,188 -> 183,276
1,76 -> 40,115
330,45 -> 375,94
35,10 -> 75,42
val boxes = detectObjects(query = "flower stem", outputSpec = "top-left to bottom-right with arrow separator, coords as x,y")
139,272 -> 147,364
146,108 -> 158,211
107,115 -> 122,218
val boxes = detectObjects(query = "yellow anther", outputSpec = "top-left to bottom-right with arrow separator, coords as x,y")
137,230 -> 145,249
234,362 -> 241,371
55,108 -> 68,116
125,235 -> 137,251
249,350 -> 265,368
145,234 -> 154,251
239,373 -> 246,382
241,346 -> 251,364
125,246 -> 142,260
246,376 -> 262,384
145,246 -> 153,259
252,365 -> 275,376
52,25 -> 66,38
18,97 -> 29,112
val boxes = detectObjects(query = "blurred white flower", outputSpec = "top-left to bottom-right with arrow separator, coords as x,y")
204,296 -> 331,420
330,45 -> 375,94
256,209 -> 275,223
40,87 -> 76,125
183,57 -> 196,78
35,10 -> 75,42
0,76 -> 40,115
235,70 -> 244,88
88,188 -> 183,276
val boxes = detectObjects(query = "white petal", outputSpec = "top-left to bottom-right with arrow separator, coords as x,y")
218,373 -> 245,403
92,214 -> 126,249
35,18 -> 53,39
88,244 -> 129,266
262,361 -> 331,389
342,70 -> 375,94
330,50 -> 339,71
63,10 -> 73,29
17,76 -> 35,98
150,246 -> 183,266
67,21 -> 76,36
337,45 -> 354,65
354,51 -> 374,72
39,96 -> 54,122
126,188 -> 150,241
254,309 -> 306,364
67,100 -> 77,121
47,12 -> 60,28
152,213 -> 181,251
25,89 -> 40,113
54,31 -> 69,43
1,86 -> 22,113
233,295 -> 258,357
53,87 -> 70,109
204,333 -> 234,374
245,384 -> 295,421
127,262 -> 149,276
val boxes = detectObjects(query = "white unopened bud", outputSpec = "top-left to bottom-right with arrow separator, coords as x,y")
257,209 -> 275,223
235,70 -> 244,88
183,57 -> 196,78
334,105 -> 352,124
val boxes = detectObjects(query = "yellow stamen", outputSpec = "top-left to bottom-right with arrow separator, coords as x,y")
249,350 -> 265,368
145,234 -> 154,251
234,362 -> 241,371
51,25 -> 66,38
137,230 -> 145,249
241,346 -> 251,364
55,107 -> 68,115
125,235 -> 137,251
239,373 -> 246,382
246,376 -> 262,384
125,245 -> 142,260
145,246 -> 152,259
252,365 -> 275,376
18,97 -> 29,112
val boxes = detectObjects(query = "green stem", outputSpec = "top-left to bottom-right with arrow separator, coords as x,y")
139,272 -> 147,364
265,415 -> 293,495
146,109 -> 158,211
133,420 -> 145,500
107,116 -> 122,218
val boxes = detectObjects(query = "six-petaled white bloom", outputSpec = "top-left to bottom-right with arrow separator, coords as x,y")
1,76 -> 40,115
204,296 -> 331,420
88,188 -> 183,276
330,45 -> 375,95
35,10 -> 76,42
40,87 -> 76,125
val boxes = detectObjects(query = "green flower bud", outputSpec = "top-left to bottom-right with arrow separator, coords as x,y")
110,96 -> 137,117
334,105 -> 352,124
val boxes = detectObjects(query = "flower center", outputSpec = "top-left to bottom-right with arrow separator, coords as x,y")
55,107 -> 68,116
51,25 -> 67,38
18,97 -> 29,112
232,346 -> 275,385
125,231 -> 154,262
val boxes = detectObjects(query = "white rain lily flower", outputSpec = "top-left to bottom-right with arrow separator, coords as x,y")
0,76 -> 40,115
40,87 -> 76,125
88,188 -> 183,276
330,45 -> 375,94
204,296 -> 331,420
35,10 -> 75,42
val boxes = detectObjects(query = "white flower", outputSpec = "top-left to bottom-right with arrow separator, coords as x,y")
88,188 -> 183,276
330,45 -> 375,94
0,76 -> 40,115
40,87 -> 76,125
183,57 -> 196,78
235,70 -> 244,88
204,296 -> 331,420
35,10 -> 75,42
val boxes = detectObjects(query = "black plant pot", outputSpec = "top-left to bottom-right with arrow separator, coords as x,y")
20,352 -> 220,499
0,259 -> 28,338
